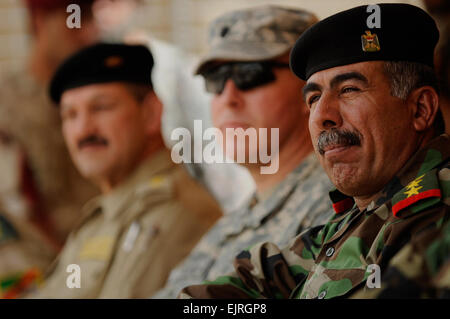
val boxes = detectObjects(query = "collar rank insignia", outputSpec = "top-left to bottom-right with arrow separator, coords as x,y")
361,31 -> 381,52
329,189 -> 355,214
392,171 -> 442,218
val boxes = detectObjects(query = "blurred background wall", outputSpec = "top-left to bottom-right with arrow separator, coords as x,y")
0,0 -> 423,72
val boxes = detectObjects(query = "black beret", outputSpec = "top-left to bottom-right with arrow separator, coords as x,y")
290,3 -> 440,80
50,43 -> 154,104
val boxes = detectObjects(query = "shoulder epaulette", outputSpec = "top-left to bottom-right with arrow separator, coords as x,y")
392,169 -> 442,218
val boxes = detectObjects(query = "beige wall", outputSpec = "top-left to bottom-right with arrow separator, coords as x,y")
0,0 -> 423,72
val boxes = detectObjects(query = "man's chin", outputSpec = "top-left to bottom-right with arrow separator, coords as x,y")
328,165 -> 362,193
75,162 -> 111,182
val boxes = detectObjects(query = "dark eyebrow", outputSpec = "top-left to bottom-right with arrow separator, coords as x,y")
330,71 -> 369,89
302,82 -> 322,101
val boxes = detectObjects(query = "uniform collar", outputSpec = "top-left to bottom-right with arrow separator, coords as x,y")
329,134 -> 450,215
82,149 -> 175,221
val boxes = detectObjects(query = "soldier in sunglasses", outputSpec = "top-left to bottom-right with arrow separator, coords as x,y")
153,5 -> 334,299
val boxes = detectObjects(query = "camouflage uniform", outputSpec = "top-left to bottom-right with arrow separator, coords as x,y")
154,153 -> 334,298
351,214 -> 450,298
180,135 -> 450,299
0,69 -> 98,239
25,150 -> 222,298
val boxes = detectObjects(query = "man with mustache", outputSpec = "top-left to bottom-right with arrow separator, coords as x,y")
24,43 -> 222,298
154,5 -> 334,298
180,3 -> 449,299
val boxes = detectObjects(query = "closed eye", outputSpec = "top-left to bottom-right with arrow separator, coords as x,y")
340,86 -> 360,94
93,103 -> 115,112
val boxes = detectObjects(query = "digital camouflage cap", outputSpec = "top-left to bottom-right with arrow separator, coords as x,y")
195,5 -> 318,75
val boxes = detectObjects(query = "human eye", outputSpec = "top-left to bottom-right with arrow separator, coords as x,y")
93,102 -> 115,112
340,86 -> 361,94
307,93 -> 321,108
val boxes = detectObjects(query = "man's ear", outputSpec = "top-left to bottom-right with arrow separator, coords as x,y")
408,86 -> 439,132
141,90 -> 163,136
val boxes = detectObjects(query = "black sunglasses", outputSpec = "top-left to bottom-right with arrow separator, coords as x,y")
200,61 -> 290,94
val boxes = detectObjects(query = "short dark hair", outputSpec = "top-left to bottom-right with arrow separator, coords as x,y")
383,61 -> 444,134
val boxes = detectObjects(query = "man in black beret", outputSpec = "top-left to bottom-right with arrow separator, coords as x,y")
23,43 -> 222,298
180,3 -> 449,299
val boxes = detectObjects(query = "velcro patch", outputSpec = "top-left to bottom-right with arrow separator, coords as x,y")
79,236 -> 115,261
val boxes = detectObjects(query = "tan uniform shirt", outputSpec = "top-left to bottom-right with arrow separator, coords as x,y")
26,150 -> 222,298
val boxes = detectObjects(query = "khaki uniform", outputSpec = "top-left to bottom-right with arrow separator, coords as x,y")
0,69 -> 98,240
26,150 -> 222,298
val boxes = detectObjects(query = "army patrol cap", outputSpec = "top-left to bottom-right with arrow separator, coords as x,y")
195,5 -> 318,75
50,43 -> 154,104
290,3 -> 440,80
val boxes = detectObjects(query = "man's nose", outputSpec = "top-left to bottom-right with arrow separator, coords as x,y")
217,79 -> 244,109
310,93 -> 343,131
72,111 -> 97,141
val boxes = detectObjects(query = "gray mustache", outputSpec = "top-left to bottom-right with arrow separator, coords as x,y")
78,135 -> 108,149
317,129 -> 362,155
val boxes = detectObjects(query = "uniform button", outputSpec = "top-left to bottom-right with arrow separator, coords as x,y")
325,247 -> 335,257
318,290 -> 327,299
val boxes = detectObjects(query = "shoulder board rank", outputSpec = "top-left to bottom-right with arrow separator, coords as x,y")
329,189 -> 355,214
136,175 -> 170,194
134,175 -> 173,206
0,214 -> 19,245
392,169 -> 442,218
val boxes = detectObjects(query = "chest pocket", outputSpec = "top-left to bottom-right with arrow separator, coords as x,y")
72,225 -> 121,297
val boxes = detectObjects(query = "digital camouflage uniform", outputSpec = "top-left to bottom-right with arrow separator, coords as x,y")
25,150 -> 222,298
180,135 -> 450,299
154,153 -> 334,298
